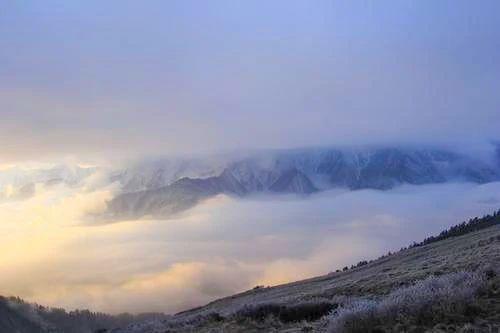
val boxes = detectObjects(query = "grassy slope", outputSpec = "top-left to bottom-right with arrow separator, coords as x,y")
125,224 -> 500,332
179,225 -> 500,316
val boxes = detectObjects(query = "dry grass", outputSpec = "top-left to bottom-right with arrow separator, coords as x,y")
175,225 -> 500,317
113,225 -> 500,332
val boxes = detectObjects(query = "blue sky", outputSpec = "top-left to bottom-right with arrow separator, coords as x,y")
1,1 -> 500,162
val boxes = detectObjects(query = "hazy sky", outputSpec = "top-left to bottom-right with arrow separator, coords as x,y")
1,1 -> 500,163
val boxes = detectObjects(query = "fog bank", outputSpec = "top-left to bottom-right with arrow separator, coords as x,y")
1,180 -> 499,313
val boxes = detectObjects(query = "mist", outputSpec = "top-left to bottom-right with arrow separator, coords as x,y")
1,173 -> 499,314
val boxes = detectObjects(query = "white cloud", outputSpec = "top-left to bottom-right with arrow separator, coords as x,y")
1,179 -> 500,313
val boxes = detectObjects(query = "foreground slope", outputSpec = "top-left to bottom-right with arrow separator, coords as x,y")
118,215 -> 500,332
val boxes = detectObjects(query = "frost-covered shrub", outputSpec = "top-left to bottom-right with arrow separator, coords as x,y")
378,271 -> 483,324
233,301 -> 337,323
326,299 -> 378,333
327,271 -> 486,333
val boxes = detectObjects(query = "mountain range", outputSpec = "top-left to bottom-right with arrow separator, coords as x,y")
106,145 -> 500,220
1,144 -> 500,220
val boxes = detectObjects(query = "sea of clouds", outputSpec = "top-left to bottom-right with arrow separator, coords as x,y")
0,172 -> 499,314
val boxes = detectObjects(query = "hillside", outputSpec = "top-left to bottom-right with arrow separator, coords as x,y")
0,298 -> 168,333
115,212 -> 500,332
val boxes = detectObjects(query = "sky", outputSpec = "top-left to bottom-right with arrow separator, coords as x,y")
1,1 -> 500,163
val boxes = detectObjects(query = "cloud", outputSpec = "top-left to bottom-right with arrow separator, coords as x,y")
1,176 -> 500,313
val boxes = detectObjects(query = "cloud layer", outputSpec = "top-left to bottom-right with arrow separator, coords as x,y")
1,175 -> 499,314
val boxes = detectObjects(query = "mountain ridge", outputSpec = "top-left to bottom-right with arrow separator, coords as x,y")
106,145 -> 500,220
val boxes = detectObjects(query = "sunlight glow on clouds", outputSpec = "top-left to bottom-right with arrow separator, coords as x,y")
0,173 -> 499,313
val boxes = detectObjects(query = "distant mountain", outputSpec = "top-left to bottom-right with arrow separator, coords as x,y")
105,145 -> 500,220
268,168 -> 317,194
106,166 -> 317,220
111,156 -> 229,193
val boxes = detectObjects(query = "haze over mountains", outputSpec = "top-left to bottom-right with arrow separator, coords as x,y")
2,143 -> 500,221
106,144 -> 500,220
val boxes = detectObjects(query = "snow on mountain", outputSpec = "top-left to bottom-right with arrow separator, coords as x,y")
268,168 -> 317,194
113,156 -> 230,193
104,145 -> 500,220
5,146 -> 496,218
